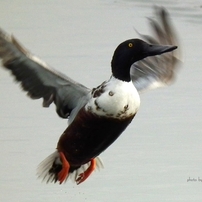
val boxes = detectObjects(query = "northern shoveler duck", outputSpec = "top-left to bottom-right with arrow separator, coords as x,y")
0,7 -> 181,185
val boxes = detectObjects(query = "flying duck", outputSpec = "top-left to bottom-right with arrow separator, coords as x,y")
0,8 -> 181,185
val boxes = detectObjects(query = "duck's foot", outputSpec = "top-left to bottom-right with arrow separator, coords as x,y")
76,159 -> 96,185
58,152 -> 70,184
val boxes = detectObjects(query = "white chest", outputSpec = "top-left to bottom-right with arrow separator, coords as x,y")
85,77 -> 140,119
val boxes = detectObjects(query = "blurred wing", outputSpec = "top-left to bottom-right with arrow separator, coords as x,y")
131,7 -> 182,93
0,28 -> 90,118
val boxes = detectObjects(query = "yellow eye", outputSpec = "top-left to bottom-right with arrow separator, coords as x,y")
128,43 -> 133,48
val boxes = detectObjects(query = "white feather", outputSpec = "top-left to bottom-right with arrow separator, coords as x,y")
85,76 -> 140,118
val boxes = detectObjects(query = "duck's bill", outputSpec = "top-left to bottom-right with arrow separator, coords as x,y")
146,44 -> 177,57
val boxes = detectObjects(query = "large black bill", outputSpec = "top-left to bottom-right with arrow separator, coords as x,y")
146,44 -> 177,57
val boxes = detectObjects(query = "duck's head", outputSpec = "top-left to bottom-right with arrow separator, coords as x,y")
111,39 -> 177,82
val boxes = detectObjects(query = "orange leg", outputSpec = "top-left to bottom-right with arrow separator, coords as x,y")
58,152 -> 70,184
76,158 -> 96,185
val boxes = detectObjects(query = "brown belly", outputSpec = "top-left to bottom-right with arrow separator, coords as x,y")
57,107 -> 135,166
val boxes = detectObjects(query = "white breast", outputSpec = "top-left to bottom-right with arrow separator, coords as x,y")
85,76 -> 140,119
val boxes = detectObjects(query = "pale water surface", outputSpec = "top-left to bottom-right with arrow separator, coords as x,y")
0,0 -> 202,202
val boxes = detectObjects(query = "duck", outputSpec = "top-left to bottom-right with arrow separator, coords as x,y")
0,7 -> 181,185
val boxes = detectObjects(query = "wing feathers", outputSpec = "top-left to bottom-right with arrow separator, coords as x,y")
0,28 -> 90,118
131,7 -> 182,93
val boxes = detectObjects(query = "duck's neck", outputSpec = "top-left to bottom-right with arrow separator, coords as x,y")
111,58 -> 132,82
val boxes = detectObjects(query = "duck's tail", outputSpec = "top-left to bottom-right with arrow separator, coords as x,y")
37,151 -> 104,184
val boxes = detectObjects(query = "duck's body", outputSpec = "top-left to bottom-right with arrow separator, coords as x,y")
58,77 -> 140,166
0,8 -> 181,185
47,76 -> 140,184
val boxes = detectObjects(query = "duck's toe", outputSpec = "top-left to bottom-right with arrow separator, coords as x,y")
76,158 -> 96,185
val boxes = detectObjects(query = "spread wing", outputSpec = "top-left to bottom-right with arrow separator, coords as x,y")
131,7 -> 182,93
0,28 -> 90,118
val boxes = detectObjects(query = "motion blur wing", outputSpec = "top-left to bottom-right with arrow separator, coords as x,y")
131,7 -> 182,93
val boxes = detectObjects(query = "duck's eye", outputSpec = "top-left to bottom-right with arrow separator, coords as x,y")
128,43 -> 133,48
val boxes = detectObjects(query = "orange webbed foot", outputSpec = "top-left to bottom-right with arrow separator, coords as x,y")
76,158 -> 96,185
58,152 -> 70,184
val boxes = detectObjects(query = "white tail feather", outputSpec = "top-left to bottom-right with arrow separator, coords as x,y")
37,151 -> 61,183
